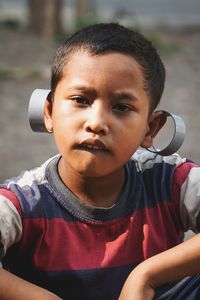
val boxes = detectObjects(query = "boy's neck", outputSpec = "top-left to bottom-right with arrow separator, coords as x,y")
58,160 -> 125,208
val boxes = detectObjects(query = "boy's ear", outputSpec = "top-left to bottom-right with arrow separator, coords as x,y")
141,111 -> 167,149
44,99 -> 53,133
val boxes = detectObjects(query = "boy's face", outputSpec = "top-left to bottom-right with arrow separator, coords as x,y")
45,50 -> 160,177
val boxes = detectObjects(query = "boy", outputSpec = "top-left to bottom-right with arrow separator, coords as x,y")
0,23 -> 200,300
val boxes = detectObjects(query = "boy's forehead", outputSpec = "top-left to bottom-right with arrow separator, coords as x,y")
62,50 -> 143,79
56,49 -> 150,106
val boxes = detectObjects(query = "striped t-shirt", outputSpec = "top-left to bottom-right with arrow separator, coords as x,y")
0,150 -> 200,299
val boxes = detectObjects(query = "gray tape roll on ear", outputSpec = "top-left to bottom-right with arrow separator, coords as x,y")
28,89 -> 51,132
147,111 -> 186,156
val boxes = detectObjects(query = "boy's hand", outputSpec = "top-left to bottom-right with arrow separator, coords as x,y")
0,268 -> 63,300
118,264 -> 155,300
119,233 -> 200,300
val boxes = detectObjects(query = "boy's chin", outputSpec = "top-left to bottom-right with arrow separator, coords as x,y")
71,162 -> 112,178
76,166 -> 110,178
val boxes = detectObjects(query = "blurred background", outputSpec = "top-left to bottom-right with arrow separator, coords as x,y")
0,0 -> 200,181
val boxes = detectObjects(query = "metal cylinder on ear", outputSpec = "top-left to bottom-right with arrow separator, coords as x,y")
147,110 -> 186,156
28,89 -> 51,132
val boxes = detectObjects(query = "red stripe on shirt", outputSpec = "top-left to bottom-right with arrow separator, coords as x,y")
0,188 -> 22,217
19,201 -> 183,271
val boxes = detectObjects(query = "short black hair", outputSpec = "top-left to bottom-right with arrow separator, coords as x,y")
51,23 -> 165,111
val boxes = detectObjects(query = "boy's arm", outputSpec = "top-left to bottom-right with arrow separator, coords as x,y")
119,233 -> 200,300
0,267 -> 62,300
0,191 -> 62,299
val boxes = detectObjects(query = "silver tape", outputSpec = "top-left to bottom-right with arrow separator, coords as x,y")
28,89 -> 50,132
147,111 -> 186,156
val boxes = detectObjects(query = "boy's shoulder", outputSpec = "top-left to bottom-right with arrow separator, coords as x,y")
0,155 -> 59,191
132,149 -> 187,172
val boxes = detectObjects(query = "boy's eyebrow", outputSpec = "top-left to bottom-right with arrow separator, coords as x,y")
66,85 -> 139,101
113,91 -> 138,102
66,85 -> 93,91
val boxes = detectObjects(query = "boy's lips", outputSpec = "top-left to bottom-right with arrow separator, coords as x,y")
78,138 -> 108,151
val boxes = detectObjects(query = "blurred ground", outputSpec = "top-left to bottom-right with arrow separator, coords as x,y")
0,27 -> 200,182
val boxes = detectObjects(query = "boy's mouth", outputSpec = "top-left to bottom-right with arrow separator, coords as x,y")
78,138 -> 108,151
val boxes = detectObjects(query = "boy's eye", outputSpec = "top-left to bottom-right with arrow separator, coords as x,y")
113,103 -> 132,112
72,96 -> 89,105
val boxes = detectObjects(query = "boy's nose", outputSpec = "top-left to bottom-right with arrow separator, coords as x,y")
84,105 -> 109,135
